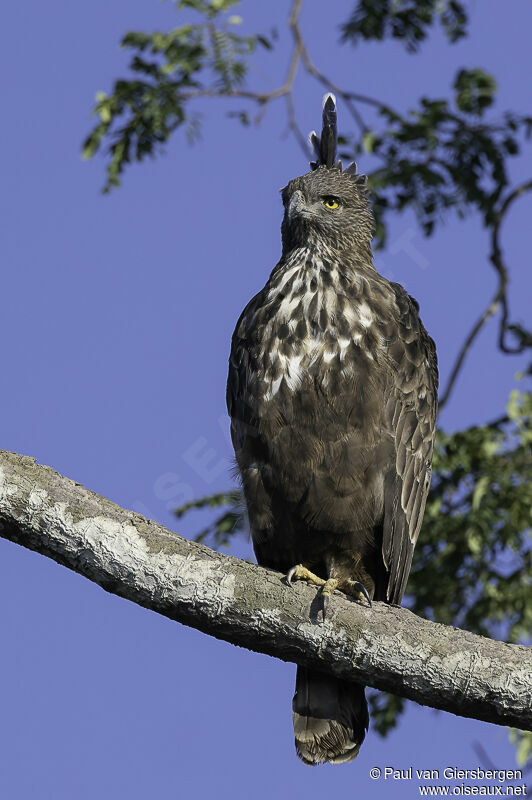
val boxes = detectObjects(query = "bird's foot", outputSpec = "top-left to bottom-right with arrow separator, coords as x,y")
285,567 -> 371,621
321,578 -> 371,618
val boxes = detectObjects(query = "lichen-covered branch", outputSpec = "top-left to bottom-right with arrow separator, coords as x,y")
0,449 -> 530,731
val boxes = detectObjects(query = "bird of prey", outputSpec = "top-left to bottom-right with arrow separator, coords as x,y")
227,94 -> 438,765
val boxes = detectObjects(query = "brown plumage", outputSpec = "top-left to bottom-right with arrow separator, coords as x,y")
226,94 -> 438,765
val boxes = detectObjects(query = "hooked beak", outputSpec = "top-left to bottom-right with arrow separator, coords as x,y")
288,190 -> 310,221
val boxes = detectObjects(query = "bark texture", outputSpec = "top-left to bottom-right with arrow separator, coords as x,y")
0,449 -> 530,731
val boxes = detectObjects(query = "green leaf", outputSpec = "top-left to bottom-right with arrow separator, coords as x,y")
341,0 -> 468,52
256,35 -> 272,50
175,490 -> 242,517
175,490 -> 246,549
509,730 -> 532,767
362,130 -> 377,153
454,68 -> 497,116
471,475 -> 490,511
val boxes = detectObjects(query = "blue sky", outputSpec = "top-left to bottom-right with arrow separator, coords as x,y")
1,1 -> 531,798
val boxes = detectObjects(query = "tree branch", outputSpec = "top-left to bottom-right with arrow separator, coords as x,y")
0,449 -> 530,731
176,0 -> 395,152
438,178 -> 532,410
438,295 -> 500,410
490,179 -> 532,355
177,1 -> 303,112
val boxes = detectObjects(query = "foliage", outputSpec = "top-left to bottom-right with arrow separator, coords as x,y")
82,0 -> 271,191
509,730 -> 532,768
82,0 -> 532,274
368,388 -> 530,733
367,690 -> 405,736
341,0 -> 468,52
175,489 -> 245,547
411,390 -> 532,644
355,76 -> 532,246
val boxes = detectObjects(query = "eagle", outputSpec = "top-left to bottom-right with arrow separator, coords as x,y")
227,94 -> 438,765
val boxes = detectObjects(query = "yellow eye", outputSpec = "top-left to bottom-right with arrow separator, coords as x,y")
323,197 -> 340,210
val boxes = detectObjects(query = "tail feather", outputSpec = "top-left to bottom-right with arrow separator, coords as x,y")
292,666 -> 369,766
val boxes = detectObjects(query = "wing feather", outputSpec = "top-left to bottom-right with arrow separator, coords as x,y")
382,285 -> 438,604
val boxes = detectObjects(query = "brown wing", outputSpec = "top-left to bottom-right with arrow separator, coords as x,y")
226,288 -> 266,454
381,285 -> 438,604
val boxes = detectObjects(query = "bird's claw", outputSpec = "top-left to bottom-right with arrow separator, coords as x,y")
286,566 -> 297,585
349,580 -> 372,607
320,578 -> 339,622
321,592 -> 329,621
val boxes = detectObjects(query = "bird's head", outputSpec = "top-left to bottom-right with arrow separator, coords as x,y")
280,94 -> 374,257
280,166 -> 374,255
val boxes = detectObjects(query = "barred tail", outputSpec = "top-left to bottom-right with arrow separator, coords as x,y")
293,666 -> 369,765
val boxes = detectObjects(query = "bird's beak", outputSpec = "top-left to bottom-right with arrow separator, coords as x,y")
288,190 -> 308,220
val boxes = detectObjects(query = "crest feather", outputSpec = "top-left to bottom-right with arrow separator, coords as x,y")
309,93 -> 339,170
308,97 -> 368,186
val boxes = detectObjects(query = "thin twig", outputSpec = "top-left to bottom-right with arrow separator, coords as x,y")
177,0 -> 304,108
177,0 -> 404,154
438,298 -> 500,410
472,740 -> 498,771
490,179 -> 532,355
284,93 -> 311,157
344,90 -> 402,120
289,12 -> 368,134
438,179 -> 532,410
